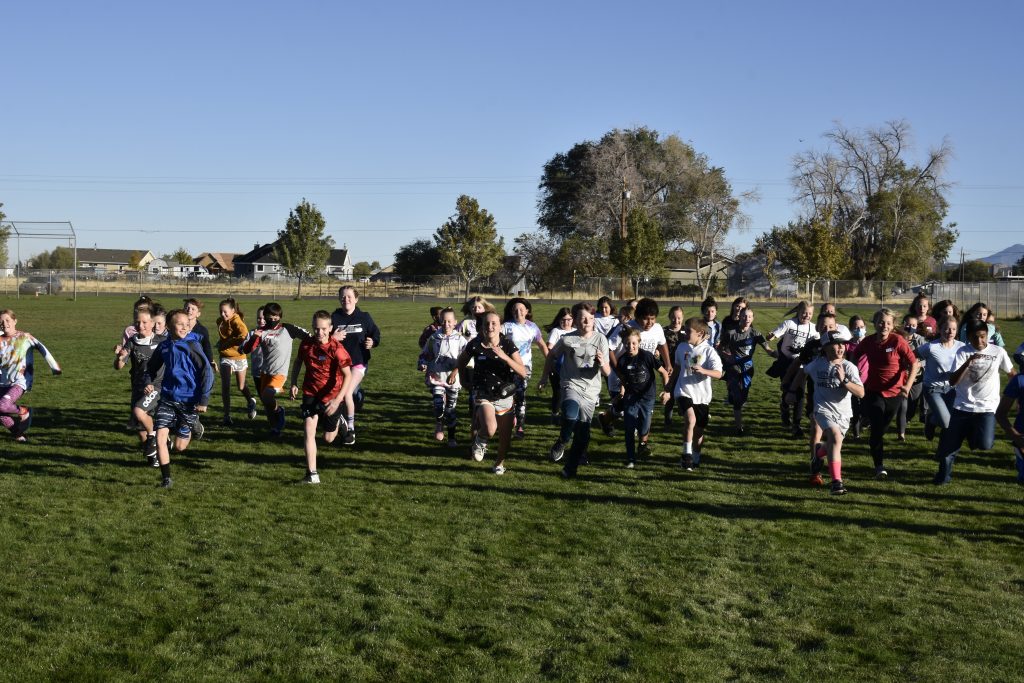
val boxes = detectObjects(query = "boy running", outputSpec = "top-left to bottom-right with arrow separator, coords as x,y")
719,307 -> 774,435
240,302 -> 311,437
142,309 -> 214,488
617,327 -> 669,468
663,318 -> 723,471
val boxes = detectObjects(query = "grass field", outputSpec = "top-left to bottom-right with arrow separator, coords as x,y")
1,296 -> 1022,681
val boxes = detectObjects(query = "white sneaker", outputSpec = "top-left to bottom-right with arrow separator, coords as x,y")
874,467 -> 888,480
493,464 -> 506,475
247,397 -> 259,420
471,438 -> 487,462
302,471 -> 320,485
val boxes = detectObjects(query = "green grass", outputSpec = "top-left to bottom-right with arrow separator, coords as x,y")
1,296 -> 1023,681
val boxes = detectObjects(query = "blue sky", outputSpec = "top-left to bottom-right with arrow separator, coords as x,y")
3,1 -> 1022,267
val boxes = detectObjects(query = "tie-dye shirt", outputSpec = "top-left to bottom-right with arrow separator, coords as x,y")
0,332 -> 62,390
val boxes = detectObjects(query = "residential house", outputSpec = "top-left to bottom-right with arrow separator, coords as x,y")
77,248 -> 155,273
234,241 -> 355,280
195,252 -> 237,276
324,248 -> 353,280
664,250 -> 735,290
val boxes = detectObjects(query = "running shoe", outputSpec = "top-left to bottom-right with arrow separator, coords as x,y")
830,480 -> 847,496
549,440 -> 565,463
342,428 -> 356,446
514,426 -> 526,440
302,471 -> 320,485
159,477 -> 173,489
471,438 -> 487,462
599,412 -> 615,437
434,421 -> 445,442
222,415 -> 233,427
874,466 -> 888,480
192,418 -> 205,441
11,407 -> 32,439
624,461 -> 635,469
638,442 -> 652,458
144,434 -> 158,459
493,464 -> 506,475
246,397 -> 259,420
681,454 -> 695,472
447,437 -> 458,448
809,473 -> 824,486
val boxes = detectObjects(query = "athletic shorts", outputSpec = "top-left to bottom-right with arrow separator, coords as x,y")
259,374 -> 286,394
154,399 -> 200,438
813,411 -> 851,435
676,396 -> 710,429
132,387 -> 161,416
220,357 -> 249,373
300,395 -> 342,433
475,394 -> 514,415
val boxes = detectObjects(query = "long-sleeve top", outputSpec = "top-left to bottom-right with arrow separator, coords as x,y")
217,314 -> 249,360
0,332 -> 61,390
240,322 -> 311,377
143,332 -> 214,406
331,307 -> 381,367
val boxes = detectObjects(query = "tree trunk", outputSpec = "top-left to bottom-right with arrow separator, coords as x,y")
296,275 -> 303,299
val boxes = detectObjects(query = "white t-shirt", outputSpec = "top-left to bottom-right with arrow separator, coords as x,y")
804,357 -> 862,425
672,340 -> 722,404
548,327 -> 574,348
626,320 -> 667,356
502,321 -> 543,370
772,319 -> 820,359
952,344 -> 1013,413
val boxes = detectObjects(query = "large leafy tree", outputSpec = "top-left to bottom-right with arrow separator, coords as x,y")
608,207 -> 666,294
791,120 -> 956,294
434,195 -> 505,298
393,238 -> 442,281
948,260 -> 993,282
763,212 -> 850,300
537,127 -> 748,294
274,198 -> 334,298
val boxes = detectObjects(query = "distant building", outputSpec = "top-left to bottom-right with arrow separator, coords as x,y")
195,252 -> 237,276
77,248 -> 155,273
233,241 -> 354,280
324,249 -> 353,280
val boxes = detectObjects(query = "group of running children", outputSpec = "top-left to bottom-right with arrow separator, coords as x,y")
2,289 -> 1021,494
110,287 -> 379,487
416,293 -> 1024,495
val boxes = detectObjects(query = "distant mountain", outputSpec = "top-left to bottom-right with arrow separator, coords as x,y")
980,243 -> 1024,266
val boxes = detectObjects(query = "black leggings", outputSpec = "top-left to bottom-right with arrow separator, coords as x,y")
864,391 -> 903,468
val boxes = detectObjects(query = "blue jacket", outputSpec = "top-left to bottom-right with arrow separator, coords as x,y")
143,332 -> 214,406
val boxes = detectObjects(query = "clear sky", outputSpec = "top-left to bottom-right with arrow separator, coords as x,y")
3,1 -> 1022,267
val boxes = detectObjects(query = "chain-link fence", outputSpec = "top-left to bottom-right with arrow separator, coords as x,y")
3,269 -> 1022,318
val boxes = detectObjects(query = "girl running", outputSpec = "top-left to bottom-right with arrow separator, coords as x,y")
544,307 -> 575,424
915,316 -> 966,441
663,305 -> 684,428
331,286 -> 382,445
0,309 -> 62,442
454,311 -> 526,474
216,297 -> 258,425
419,308 -> 467,445
501,297 -> 548,439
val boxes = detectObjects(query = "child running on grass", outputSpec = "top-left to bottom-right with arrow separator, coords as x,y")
719,307 -> 774,435
916,316 -> 966,441
142,309 -> 214,488
701,297 -> 721,348
0,309 -> 62,442
616,326 -> 669,468
544,307 -> 575,425
240,302 -> 311,437
538,303 -> 611,478
419,307 -> 467,445
454,311 -> 526,475
933,319 -> 1016,485
662,305 -> 684,428
289,310 -> 353,485
800,332 -> 864,495
418,306 -> 444,349
216,297 -> 258,426
331,286 -> 381,445
663,318 -> 723,471
502,297 -> 548,439
114,306 -> 166,465
996,359 -> 1024,484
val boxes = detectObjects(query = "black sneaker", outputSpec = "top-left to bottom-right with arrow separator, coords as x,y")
342,429 -> 356,446
830,480 -> 847,496
637,442 -> 652,458
159,477 -> 173,489
791,426 -> 805,439
147,454 -> 159,468
599,412 -> 615,437
681,454 -> 695,471
143,434 -> 158,460
192,419 -> 205,441
221,415 -> 233,427
549,440 -> 565,462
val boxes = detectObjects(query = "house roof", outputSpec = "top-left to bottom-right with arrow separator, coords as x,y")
196,252 -> 237,271
234,242 -> 279,265
664,249 -> 736,270
325,249 -> 350,266
77,248 -> 153,264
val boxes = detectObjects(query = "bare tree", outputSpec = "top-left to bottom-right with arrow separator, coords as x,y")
791,120 -> 954,294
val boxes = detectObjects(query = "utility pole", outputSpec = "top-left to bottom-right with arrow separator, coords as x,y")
619,177 -> 630,299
